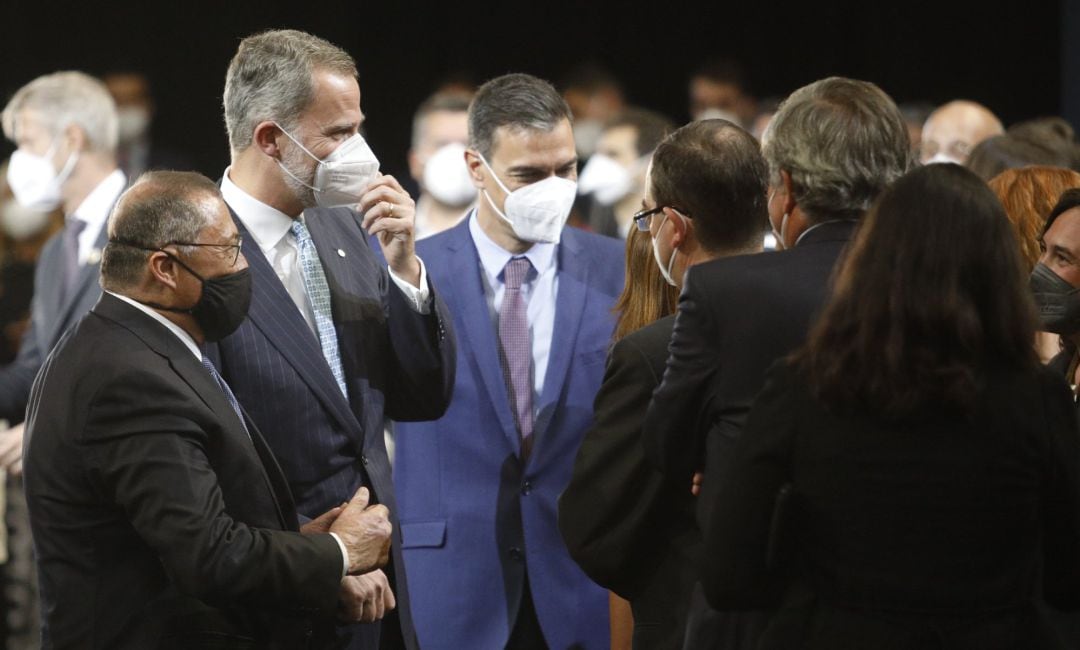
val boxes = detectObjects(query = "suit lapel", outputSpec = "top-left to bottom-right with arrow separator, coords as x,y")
228,207 -> 360,436
534,230 -> 588,441
444,222 -> 522,452
49,225 -> 107,345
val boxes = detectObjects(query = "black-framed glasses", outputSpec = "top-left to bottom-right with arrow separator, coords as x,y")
166,238 -> 244,266
632,206 -> 665,232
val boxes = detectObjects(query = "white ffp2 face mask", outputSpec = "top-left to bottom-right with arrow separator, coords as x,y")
275,123 -> 381,208
423,143 -> 477,207
7,137 -> 78,212
479,154 -> 577,244
577,153 -> 633,206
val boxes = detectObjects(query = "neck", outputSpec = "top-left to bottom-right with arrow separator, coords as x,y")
476,195 -> 533,254
230,148 -> 305,218
124,286 -> 205,344
61,154 -> 116,215
417,194 -> 468,234
612,192 -> 640,232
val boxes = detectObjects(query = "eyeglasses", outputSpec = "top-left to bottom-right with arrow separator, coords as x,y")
632,206 -> 690,232
167,238 -> 244,266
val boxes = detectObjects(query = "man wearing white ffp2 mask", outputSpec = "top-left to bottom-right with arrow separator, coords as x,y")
408,92 -> 476,239
393,72 -> 626,650
274,121 -> 381,208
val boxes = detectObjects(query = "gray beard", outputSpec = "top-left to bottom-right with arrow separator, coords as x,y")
279,142 -> 318,209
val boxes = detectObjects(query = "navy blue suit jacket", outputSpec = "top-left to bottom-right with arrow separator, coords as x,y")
0,221 -> 108,422
394,218 -> 624,650
207,204 -> 455,650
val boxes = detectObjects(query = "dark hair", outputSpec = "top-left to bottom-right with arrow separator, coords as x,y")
989,166 -> 1080,270
1042,187 -> 1080,236
650,119 -> 768,252
967,134 -> 1077,182
411,91 -> 473,149
468,73 -> 572,158
796,163 -> 1038,419
691,58 -> 748,92
604,107 -> 675,158
559,62 -> 622,95
102,171 -> 223,290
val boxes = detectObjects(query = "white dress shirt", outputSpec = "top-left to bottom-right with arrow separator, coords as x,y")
468,210 -> 558,405
106,290 -> 351,577
220,168 -> 430,335
71,169 -> 126,265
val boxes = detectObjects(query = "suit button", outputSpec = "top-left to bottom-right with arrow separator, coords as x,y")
509,547 -> 524,561
521,481 -> 532,495
361,455 -> 369,466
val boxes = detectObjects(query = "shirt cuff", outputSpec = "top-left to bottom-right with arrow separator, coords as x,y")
388,256 -> 432,314
329,532 -> 349,577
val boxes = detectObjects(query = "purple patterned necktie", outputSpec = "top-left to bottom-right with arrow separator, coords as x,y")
62,218 -> 86,300
498,257 -> 534,458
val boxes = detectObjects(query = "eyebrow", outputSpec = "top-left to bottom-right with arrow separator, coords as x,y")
506,158 -> 579,175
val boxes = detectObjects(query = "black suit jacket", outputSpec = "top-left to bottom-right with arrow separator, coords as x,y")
703,361 -> 1080,649
208,204 -> 455,650
23,294 -> 344,649
559,315 -> 701,649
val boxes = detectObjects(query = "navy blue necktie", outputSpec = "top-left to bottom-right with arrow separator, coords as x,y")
200,354 -> 250,439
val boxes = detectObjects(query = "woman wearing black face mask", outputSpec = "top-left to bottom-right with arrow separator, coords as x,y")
700,164 -> 1080,650
1031,189 -> 1080,395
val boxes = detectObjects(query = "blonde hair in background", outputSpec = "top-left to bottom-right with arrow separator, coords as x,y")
612,227 -> 679,342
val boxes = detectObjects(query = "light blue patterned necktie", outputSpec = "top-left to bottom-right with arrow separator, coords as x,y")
290,219 -> 348,398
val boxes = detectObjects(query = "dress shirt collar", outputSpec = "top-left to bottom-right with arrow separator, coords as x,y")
71,168 -> 126,234
220,166 -> 296,255
468,209 -> 556,285
106,291 -> 202,361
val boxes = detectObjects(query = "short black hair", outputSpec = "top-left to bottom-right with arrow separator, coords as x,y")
604,108 -> 675,158
650,119 -> 768,252
468,73 -> 572,159
1042,188 -> 1080,237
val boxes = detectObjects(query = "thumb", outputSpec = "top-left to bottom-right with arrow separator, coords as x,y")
342,486 -> 371,514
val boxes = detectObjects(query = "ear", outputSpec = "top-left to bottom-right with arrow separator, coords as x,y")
779,169 -> 797,216
464,149 -> 486,189
252,120 -> 284,159
147,251 -> 181,290
664,207 -> 689,248
64,123 -> 87,153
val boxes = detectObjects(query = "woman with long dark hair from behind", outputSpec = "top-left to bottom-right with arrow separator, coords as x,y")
700,163 -> 1080,649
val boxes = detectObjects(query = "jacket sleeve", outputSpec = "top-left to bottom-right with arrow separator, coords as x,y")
81,366 -> 344,615
559,336 -> 674,598
1039,367 -> 1080,611
642,268 -> 720,481
0,271 -> 50,422
700,362 -> 796,610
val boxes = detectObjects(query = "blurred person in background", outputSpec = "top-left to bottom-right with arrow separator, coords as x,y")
703,163 -> 1080,649
899,101 -> 935,158
968,117 -> 1080,181
103,71 -> 191,182
577,108 -> 674,239
561,118 -> 767,649
990,166 -> 1080,386
688,59 -> 757,128
560,62 -> 626,160
920,99 -> 1003,165
407,92 -> 475,239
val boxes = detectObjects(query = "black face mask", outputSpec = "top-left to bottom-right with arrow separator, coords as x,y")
144,252 -> 252,342
1030,262 -> 1080,335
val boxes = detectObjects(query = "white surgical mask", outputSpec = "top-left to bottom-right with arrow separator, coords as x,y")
423,143 -> 477,207
479,154 -> 577,244
0,199 -> 52,240
577,153 -> 633,206
7,137 -> 78,212
275,123 -> 380,208
651,212 -> 680,286
116,107 -> 151,145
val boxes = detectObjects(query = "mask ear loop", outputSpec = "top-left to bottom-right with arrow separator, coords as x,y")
477,153 -> 515,226
271,122 -> 326,194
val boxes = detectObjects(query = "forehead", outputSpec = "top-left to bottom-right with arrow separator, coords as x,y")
421,110 -> 468,142
1046,207 -> 1080,249
599,125 -> 637,150
299,69 -> 362,126
105,74 -> 150,104
11,109 -> 50,143
488,118 -> 575,163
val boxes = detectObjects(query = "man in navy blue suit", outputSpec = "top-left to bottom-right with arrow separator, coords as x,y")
206,30 -> 455,650
393,73 -> 625,649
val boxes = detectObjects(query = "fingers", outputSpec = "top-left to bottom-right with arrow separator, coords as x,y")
691,471 -> 703,497
300,505 -> 343,535
345,486 -> 371,512
337,572 -> 393,623
0,424 -> 25,471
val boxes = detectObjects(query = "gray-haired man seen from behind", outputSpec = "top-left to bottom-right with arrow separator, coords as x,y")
24,170 -> 395,649
206,29 -> 456,650
642,77 -> 912,649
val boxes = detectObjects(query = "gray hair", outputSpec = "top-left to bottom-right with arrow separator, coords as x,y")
2,71 -> 118,153
411,92 -> 472,150
223,29 -> 357,154
468,73 -> 572,159
101,171 -> 221,290
762,77 -> 911,222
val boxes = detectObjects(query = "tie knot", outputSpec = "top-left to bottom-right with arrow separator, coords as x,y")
290,218 -> 311,243
502,257 -> 532,291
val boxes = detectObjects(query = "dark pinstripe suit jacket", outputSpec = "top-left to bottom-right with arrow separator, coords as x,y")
206,204 -> 455,650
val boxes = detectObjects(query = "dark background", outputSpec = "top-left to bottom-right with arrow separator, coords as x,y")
0,0 -> 1070,182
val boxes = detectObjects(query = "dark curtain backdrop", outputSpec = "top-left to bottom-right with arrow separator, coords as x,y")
0,0 -> 1065,182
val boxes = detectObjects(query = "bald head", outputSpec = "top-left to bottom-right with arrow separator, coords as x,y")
920,100 -> 1003,165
